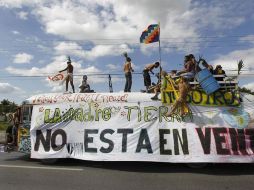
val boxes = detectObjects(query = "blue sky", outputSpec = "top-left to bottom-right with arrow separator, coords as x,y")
0,0 -> 254,103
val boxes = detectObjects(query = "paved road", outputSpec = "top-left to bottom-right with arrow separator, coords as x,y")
1,152 -> 254,190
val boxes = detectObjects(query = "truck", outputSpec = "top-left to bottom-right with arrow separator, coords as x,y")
5,73 -> 254,165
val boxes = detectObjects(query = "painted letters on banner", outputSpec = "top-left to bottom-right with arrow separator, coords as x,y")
30,99 -> 254,163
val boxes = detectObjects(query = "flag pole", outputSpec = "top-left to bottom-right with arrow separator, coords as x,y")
158,22 -> 162,83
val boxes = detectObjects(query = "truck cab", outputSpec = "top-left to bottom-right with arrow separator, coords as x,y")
17,104 -> 33,153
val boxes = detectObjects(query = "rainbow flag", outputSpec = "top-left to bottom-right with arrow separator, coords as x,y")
140,24 -> 160,44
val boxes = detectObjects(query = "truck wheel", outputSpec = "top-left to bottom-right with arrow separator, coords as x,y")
186,163 -> 208,169
40,158 -> 58,165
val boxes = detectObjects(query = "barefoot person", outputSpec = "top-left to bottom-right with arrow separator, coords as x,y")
79,75 -> 95,93
166,77 -> 191,117
151,70 -> 168,100
177,54 -> 196,79
59,57 -> 75,93
143,62 -> 160,92
123,57 -> 134,92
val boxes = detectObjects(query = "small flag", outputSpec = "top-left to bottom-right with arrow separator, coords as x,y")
140,24 -> 160,44
48,73 -> 65,82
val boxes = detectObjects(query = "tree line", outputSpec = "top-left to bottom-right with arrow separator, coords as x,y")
239,87 -> 254,95
0,99 -> 18,114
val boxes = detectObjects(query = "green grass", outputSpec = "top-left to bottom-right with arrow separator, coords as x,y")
0,121 -> 9,131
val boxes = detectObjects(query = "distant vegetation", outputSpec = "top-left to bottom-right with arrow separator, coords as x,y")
237,61 -> 254,95
0,122 -> 9,131
0,99 -> 18,131
239,87 -> 254,95
0,99 -> 18,114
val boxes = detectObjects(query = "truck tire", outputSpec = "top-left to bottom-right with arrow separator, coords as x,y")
40,158 -> 58,165
186,163 -> 208,169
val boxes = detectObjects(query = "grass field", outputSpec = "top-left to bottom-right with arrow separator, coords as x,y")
0,121 -> 9,131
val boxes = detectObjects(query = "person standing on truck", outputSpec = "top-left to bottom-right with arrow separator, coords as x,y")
143,61 -> 160,93
123,57 -> 134,92
59,57 -> 75,93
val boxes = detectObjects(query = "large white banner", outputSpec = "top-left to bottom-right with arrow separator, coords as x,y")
30,94 -> 254,163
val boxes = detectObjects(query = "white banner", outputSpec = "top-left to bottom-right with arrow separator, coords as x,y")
30,93 -> 254,163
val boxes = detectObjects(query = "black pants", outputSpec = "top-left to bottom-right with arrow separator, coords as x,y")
143,70 -> 151,87
124,72 -> 132,92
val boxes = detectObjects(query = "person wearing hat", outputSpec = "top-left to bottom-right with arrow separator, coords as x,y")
123,57 -> 134,92
214,65 -> 226,81
59,57 -> 75,93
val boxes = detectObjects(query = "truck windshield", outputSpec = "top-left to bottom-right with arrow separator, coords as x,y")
22,106 -> 33,123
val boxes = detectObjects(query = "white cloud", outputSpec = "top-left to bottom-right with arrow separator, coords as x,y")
54,41 -> 133,60
210,47 -> 254,74
12,30 -> 20,35
86,44 -> 133,60
78,66 -> 106,84
140,43 -> 159,55
0,83 -> 22,94
239,35 -> 254,45
45,64 -> 106,93
33,1 -> 254,55
2,0 -> 253,53
209,47 -> 254,89
13,53 -> 34,64
6,56 -> 109,95
6,56 -> 107,94
0,0 -> 47,8
17,11 -> 28,20
190,5 -> 245,30
106,64 -> 120,71
46,80 -> 65,93
8,55 -> 73,76
54,42 -> 84,57
243,82 -> 254,90
34,0 -> 196,44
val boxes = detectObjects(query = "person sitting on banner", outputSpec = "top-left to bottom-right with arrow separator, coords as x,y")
214,65 -> 226,81
177,54 -> 196,79
59,57 -> 75,93
143,61 -> 160,93
79,75 -> 94,93
176,55 -> 190,75
166,77 -> 191,117
151,70 -> 169,100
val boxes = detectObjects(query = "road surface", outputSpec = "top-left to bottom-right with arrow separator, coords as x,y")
1,152 -> 254,190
